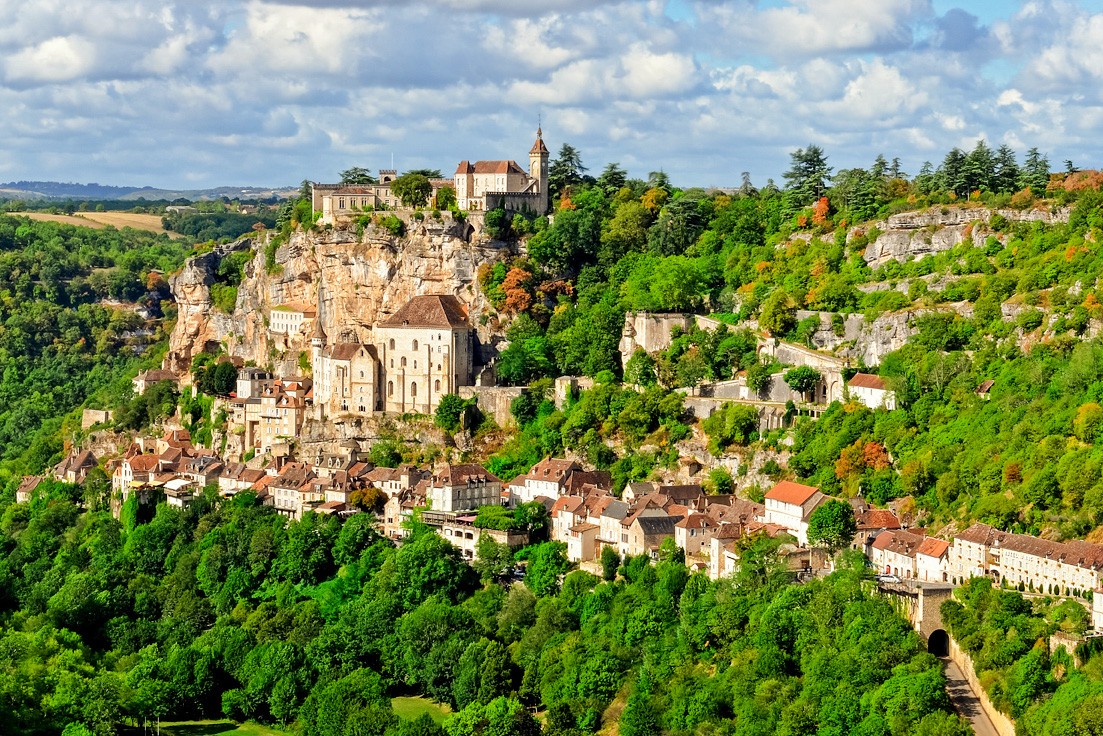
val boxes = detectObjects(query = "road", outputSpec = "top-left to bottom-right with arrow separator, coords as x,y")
941,657 -> 1001,736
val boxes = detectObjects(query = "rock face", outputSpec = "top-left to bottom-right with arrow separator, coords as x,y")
860,205 -> 1070,268
166,216 -> 517,377
794,304 -> 974,365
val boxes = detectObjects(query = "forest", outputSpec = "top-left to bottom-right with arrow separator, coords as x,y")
0,215 -> 191,484
466,140 -> 1103,537
0,481 -> 971,736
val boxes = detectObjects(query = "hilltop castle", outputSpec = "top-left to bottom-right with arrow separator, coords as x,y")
312,128 -> 550,224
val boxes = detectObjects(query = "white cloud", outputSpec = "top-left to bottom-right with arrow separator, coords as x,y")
5,36 -> 97,83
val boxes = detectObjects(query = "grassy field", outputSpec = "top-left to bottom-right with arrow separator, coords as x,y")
11,211 -> 183,238
121,721 -> 282,736
391,696 -> 451,724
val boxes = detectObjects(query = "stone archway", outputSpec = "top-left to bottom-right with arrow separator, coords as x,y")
928,629 -> 949,657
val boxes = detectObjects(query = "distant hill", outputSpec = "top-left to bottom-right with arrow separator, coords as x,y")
0,180 -> 299,202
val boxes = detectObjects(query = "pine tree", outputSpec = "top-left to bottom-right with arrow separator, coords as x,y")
783,144 -> 832,215
1019,147 -> 1050,193
994,144 -> 1021,193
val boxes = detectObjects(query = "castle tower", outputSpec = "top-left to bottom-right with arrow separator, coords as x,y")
529,126 -> 550,214
311,285 -> 326,371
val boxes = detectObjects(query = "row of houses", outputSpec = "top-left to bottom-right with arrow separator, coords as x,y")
28,442 -> 1103,615
867,522 -> 1103,601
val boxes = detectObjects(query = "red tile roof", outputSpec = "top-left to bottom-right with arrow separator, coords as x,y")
916,537 -> 950,558
857,509 -> 902,531
848,373 -> 887,390
454,160 -> 528,176
765,481 -> 820,506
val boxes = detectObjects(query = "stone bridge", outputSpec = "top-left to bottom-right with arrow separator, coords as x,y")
875,579 -> 955,655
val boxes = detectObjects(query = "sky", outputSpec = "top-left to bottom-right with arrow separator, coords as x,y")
1,0 -> 1102,190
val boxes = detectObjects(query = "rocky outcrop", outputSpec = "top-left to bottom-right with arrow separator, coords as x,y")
860,205 -> 1070,268
166,216 -> 518,377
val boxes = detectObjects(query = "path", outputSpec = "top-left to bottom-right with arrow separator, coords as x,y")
941,657 -> 1000,736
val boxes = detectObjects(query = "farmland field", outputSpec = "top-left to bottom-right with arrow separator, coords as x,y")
11,210 -> 184,237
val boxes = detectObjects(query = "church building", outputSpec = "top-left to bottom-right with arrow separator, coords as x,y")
310,294 -> 475,418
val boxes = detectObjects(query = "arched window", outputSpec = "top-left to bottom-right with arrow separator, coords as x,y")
359,371 -> 364,378
413,361 -> 417,369
389,339 -> 395,349
412,340 -> 419,350
434,379 -> 441,392
387,381 -> 393,397
410,382 -> 417,398
401,356 -> 407,367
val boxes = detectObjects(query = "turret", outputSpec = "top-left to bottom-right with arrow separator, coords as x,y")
529,126 -> 550,215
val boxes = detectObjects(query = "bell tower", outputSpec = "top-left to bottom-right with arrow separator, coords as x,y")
529,126 -> 550,214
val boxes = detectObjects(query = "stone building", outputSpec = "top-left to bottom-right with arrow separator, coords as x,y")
310,294 -> 475,418
269,303 -> 316,335
453,128 -> 549,214
847,373 -> 897,410
312,170 -> 454,225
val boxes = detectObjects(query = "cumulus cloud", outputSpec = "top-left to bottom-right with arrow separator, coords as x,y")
0,0 -> 1100,188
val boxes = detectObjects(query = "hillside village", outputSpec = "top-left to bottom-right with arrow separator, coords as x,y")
21,134 -> 1103,662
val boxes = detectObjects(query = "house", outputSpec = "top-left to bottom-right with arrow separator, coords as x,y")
847,373 -> 896,411
946,523 -> 1008,583
453,128 -> 549,214
269,462 -> 319,519
53,449 -> 97,484
232,379 -> 312,453
763,481 -> 827,546
852,507 -> 903,551
551,495 -> 586,543
975,380 -> 994,400
508,458 -> 583,504
423,511 -> 530,561
269,302 -> 316,335
219,463 -> 267,496
133,369 -> 179,396
869,530 -> 925,578
16,476 -> 44,504
916,537 -> 950,582
566,522 -> 600,563
674,513 -> 717,556
625,514 -> 683,558
426,464 -> 501,513
165,478 -> 199,508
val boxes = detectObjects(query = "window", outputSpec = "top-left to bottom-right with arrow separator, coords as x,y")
389,339 -> 395,349
413,340 -> 419,350
401,357 -> 407,367
387,381 -> 393,397
413,361 -> 417,369
339,198 -> 345,209
434,379 -> 441,392
411,382 -> 417,398
359,371 -> 364,378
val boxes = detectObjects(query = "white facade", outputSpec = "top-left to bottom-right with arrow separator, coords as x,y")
269,305 -> 314,335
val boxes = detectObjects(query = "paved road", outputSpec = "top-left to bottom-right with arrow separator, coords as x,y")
942,657 -> 1000,736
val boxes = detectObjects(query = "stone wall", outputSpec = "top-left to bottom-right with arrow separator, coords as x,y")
81,409 -> 113,429
948,636 -> 1018,736
458,385 -> 526,428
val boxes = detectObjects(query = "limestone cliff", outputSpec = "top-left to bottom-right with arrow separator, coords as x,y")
166,215 -> 516,376
860,205 -> 1070,268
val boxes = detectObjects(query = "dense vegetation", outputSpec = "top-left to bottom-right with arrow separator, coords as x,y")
0,216 -> 191,482
476,142 -> 1103,533
0,483 -> 968,736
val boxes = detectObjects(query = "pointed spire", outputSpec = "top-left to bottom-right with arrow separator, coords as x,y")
530,125 -> 549,156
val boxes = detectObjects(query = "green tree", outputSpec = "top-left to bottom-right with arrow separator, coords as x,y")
436,394 -> 470,433
807,499 -> 858,556
391,173 -> 433,208
548,143 -> 587,200
759,289 -> 796,336
340,167 -> 377,185
784,366 -> 822,400
524,542 -> 570,597
600,546 -> 620,582
783,145 -> 832,215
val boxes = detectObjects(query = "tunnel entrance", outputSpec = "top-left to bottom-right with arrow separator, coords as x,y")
928,629 -> 949,657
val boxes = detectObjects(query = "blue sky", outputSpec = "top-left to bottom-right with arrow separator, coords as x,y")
0,0 -> 1101,189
